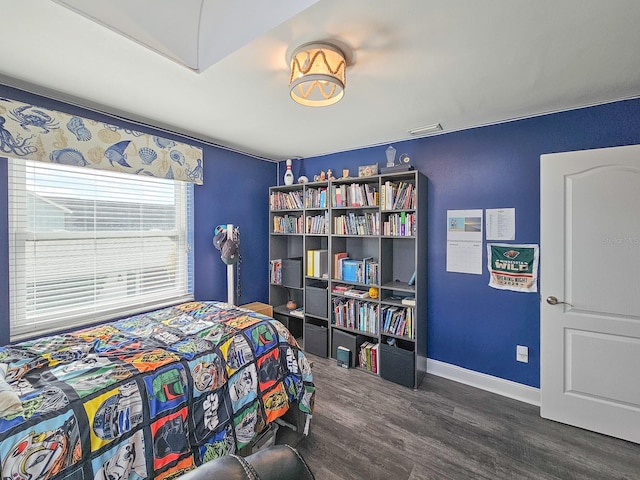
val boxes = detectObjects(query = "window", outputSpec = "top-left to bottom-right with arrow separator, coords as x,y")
8,158 -> 194,340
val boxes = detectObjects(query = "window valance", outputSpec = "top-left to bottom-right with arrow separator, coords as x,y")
0,97 -> 203,184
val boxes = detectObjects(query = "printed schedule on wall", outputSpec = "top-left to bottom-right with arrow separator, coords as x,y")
446,209 -> 483,275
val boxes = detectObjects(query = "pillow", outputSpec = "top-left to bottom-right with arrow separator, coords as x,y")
0,363 -> 22,417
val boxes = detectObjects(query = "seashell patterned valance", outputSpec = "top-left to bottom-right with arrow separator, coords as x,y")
0,97 -> 203,184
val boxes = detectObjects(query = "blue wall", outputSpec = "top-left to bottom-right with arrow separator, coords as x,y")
193,146 -> 273,303
0,85 -> 276,345
297,98 -> 640,388
2,83 -> 640,388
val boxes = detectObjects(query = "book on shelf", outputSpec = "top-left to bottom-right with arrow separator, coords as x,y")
289,307 -> 304,318
273,214 -> 304,234
270,259 -> 282,284
307,249 -> 328,278
319,188 -> 327,208
337,255 -> 350,281
270,190 -> 303,210
343,288 -> 370,299
359,342 -> 378,372
306,212 -> 329,234
342,259 -> 361,283
371,343 -> 379,374
306,250 -> 314,277
333,252 -> 348,279
332,284 -> 349,294
361,257 -> 379,284
338,257 -> 379,284
383,180 -> 398,211
332,297 -> 379,333
359,342 -> 371,370
336,346 -> 350,369
401,297 -> 416,306
381,305 -> 413,337
313,249 -> 328,278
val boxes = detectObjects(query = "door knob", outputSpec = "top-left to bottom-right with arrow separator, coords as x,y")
546,296 -> 572,307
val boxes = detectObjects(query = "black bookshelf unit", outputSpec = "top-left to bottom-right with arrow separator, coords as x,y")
269,171 -> 427,388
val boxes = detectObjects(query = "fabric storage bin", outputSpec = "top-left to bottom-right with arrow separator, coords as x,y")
305,286 -> 328,318
379,343 -> 415,388
274,313 -> 303,339
331,329 -> 366,368
304,323 -> 328,357
282,257 -> 303,288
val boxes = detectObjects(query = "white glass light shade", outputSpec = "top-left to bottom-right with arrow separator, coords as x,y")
289,42 -> 346,107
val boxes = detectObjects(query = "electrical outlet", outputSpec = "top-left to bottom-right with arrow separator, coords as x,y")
516,345 -> 529,363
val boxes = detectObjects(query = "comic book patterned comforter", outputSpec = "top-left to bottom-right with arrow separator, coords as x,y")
0,301 -> 314,480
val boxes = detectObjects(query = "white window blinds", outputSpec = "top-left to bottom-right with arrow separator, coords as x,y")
8,158 -> 194,340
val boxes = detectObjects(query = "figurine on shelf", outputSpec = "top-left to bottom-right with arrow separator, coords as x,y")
319,170 -> 326,181
327,168 -> 335,180
385,145 -> 397,167
284,159 -> 294,185
341,168 -> 350,179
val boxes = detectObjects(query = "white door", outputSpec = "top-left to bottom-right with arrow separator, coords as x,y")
540,144 -> 640,444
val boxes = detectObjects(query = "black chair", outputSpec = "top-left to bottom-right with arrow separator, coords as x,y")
178,444 -> 314,480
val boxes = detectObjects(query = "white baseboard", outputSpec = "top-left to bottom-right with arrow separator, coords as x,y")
420,357 -> 540,406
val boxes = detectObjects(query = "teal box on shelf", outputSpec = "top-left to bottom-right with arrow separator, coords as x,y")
342,259 -> 360,282
336,346 -> 351,368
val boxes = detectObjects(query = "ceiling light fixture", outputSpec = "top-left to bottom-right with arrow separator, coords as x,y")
289,42 -> 346,107
408,123 -> 443,136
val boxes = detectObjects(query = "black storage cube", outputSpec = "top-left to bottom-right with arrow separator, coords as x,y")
281,258 -> 303,288
304,323 -> 328,357
379,343 -> 415,388
305,286 -> 328,318
331,329 -> 366,368
273,313 -> 302,339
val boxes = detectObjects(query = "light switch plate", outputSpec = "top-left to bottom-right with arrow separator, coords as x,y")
516,345 -> 529,363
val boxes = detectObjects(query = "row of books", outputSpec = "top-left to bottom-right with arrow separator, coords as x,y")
269,259 -> 282,284
306,249 -> 328,278
331,183 -> 378,208
332,284 -> 371,298
381,305 -> 413,338
332,298 -> 379,334
306,212 -> 329,234
382,212 -> 416,236
273,215 -> 304,234
305,187 -> 327,209
272,180 -> 413,211
359,342 -> 379,373
270,190 -> 303,210
334,211 -> 380,236
380,181 -> 416,211
341,257 -> 379,285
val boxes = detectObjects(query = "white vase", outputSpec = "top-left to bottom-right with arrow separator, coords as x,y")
284,159 -> 294,185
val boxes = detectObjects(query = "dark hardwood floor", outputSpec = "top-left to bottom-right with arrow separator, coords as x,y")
294,356 -> 639,480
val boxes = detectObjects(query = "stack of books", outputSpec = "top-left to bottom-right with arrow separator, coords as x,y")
306,249 -> 328,278
358,342 -> 379,373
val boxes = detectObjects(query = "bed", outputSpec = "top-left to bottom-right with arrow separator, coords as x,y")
0,301 -> 315,480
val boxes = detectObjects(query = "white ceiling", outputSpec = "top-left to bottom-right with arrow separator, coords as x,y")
1,0 -> 639,161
